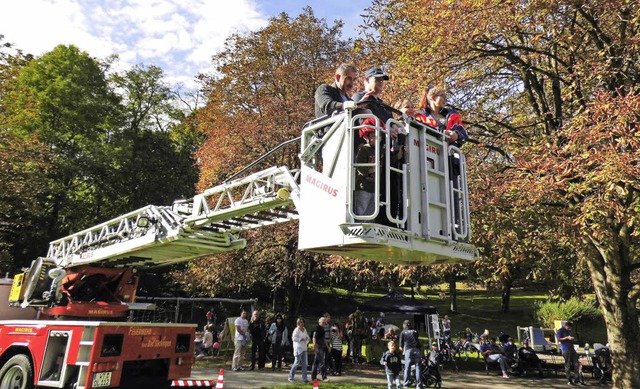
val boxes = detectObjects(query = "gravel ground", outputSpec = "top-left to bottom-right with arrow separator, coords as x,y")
186,362 -> 613,389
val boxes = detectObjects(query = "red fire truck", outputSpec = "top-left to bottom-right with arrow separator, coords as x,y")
0,320 -> 193,389
0,106 -> 477,389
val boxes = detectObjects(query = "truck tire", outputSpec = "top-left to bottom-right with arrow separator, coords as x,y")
0,354 -> 34,389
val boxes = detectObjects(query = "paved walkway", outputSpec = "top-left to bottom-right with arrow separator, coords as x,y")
188,364 -> 612,389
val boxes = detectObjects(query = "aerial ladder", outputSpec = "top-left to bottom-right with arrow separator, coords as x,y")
0,106 -> 477,389
9,104 -> 478,318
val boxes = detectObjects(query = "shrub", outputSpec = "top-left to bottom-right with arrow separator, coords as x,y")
534,297 -> 600,328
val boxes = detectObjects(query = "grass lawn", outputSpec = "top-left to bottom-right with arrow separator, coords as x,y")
200,285 -> 607,367
319,285 -> 607,346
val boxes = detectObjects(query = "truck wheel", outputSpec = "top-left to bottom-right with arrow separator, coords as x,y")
0,354 -> 34,389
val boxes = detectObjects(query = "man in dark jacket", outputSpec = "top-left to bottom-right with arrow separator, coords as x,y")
351,66 -> 394,125
314,63 -> 357,118
557,322 -> 581,385
312,63 -> 361,170
248,310 -> 266,370
311,316 -> 329,381
352,66 -> 401,225
399,320 -> 422,388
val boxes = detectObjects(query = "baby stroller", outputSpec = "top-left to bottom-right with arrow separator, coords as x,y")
420,353 -> 443,388
516,349 -> 544,377
437,339 -> 458,372
590,345 -> 613,383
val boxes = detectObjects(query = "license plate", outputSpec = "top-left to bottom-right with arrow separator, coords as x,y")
92,372 -> 112,388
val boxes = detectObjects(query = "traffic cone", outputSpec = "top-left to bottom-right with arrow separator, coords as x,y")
215,368 -> 224,388
313,378 -> 319,388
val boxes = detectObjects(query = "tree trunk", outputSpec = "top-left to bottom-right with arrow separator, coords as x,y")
584,238 -> 640,389
602,311 -> 640,389
287,273 -> 308,325
501,279 -> 512,313
448,279 -> 458,313
284,249 -> 310,329
271,289 -> 277,312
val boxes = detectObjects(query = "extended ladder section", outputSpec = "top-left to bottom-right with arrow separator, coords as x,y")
47,166 -> 300,269
297,109 -> 478,265
44,110 -> 476,270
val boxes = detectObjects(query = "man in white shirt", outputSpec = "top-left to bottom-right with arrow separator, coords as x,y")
442,315 -> 451,339
232,310 -> 249,371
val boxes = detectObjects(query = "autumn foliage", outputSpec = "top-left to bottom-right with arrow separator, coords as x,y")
172,8 -> 355,319
362,0 -> 640,386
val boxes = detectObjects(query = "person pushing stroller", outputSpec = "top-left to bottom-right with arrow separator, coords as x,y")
424,342 -> 443,386
399,320 -> 422,388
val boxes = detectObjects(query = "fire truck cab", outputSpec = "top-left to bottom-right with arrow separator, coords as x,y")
0,320 -> 194,389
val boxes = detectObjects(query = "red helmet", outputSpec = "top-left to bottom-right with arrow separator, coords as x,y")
359,126 -> 376,138
359,118 -> 378,138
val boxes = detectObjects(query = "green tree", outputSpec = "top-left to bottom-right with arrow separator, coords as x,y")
2,43 -> 202,273
111,64 -> 175,135
0,36 -> 50,273
0,35 -> 33,114
362,0 -> 640,385
0,129 -> 51,274
2,44 -> 122,267
110,64 -> 201,211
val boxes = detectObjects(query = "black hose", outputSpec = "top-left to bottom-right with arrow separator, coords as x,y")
223,136 -> 302,183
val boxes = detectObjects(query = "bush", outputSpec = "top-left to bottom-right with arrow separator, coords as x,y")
534,297 -> 600,328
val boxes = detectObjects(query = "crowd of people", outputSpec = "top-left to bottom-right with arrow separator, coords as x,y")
197,308 -> 610,388
196,308 -> 449,387
197,310 -> 442,388
198,309 -> 416,383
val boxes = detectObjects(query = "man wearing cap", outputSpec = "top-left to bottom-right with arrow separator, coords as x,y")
427,342 -> 442,385
351,67 -> 394,125
352,67 -> 400,226
352,67 -> 395,152
399,320 -> 422,388
557,322 -> 582,386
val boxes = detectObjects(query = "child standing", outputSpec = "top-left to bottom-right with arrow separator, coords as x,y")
354,127 -> 377,219
329,326 -> 343,376
380,340 -> 402,389
428,342 -> 443,384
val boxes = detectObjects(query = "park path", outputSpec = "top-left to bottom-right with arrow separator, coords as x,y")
188,364 -> 612,389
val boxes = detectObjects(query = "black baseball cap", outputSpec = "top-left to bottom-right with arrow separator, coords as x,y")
365,67 -> 389,80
